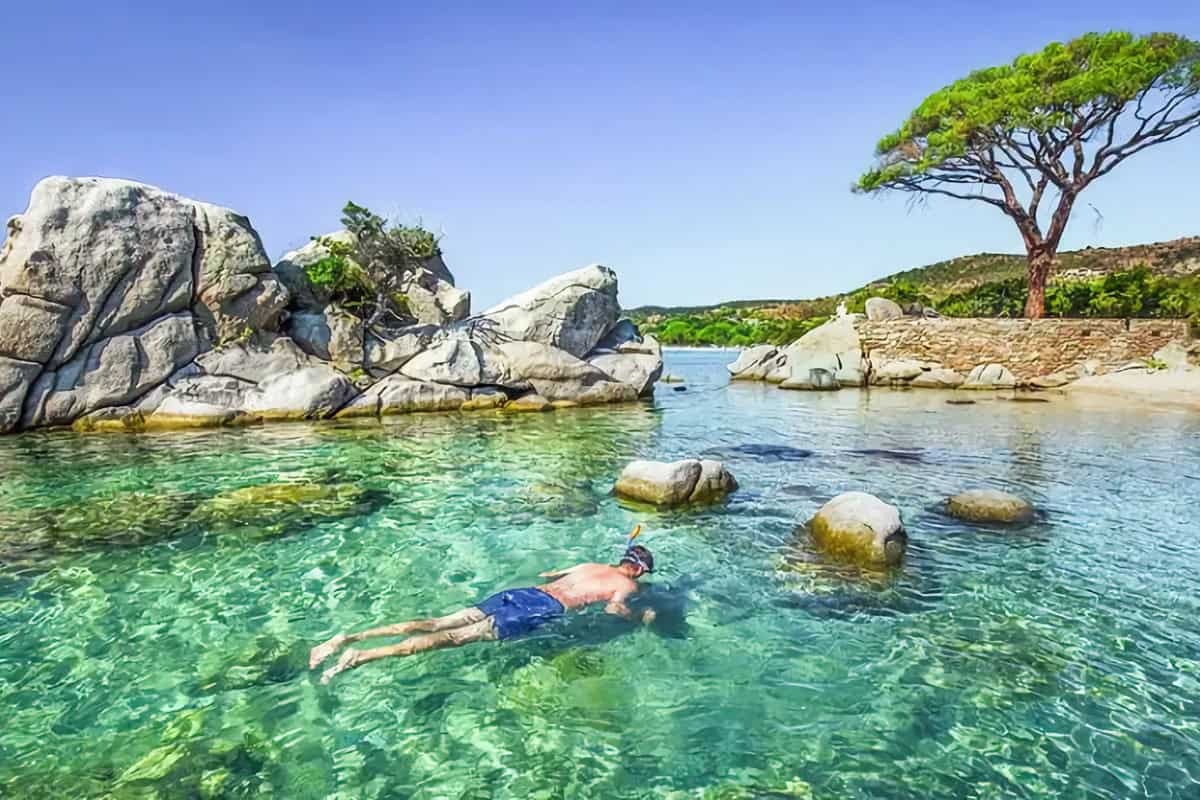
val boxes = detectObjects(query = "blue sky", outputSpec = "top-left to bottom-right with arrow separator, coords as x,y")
2,1 -> 1198,309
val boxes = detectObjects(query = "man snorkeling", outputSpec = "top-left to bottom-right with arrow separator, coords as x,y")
310,531 -> 656,684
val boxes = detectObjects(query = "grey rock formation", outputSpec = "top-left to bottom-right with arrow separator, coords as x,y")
865,297 -> 904,321
337,375 -> 469,418
287,304 -> 363,369
728,345 -> 781,380
401,258 -> 471,326
910,368 -> 965,388
962,363 -> 1017,390
480,265 -> 620,358
364,325 -> 439,375
497,340 -> 636,404
0,177 -> 286,432
614,459 -> 736,506
588,334 -> 663,396
0,178 -> 659,434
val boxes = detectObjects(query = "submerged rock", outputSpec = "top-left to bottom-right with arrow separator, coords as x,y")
614,459 -> 737,506
808,491 -> 907,566
702,443 -> 814,462
945,489 -> 1035,524
188,481 -> 372,539
0,491 -> 201,561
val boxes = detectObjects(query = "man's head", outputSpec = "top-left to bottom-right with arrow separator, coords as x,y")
618,544 -> 654,578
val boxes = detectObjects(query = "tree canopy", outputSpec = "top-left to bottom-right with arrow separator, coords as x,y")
856,31 -> 1200,317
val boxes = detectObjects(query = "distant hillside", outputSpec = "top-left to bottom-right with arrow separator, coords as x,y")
627,236 -> 1200,319
626,236 -> 1200,347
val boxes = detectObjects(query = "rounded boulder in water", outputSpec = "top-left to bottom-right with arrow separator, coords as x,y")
808,491 -> 907,565
945,489 -> 1035,524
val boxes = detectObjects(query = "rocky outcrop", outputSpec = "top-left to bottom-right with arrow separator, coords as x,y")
728,317 -> 866,389
945,489 -> 1035,524
807,491 -> 907,566
614,459 -> 738,506
0,177 -> 287,433
0,177 -> 661,434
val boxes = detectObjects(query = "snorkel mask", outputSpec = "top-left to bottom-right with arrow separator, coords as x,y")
620,524 -> 654,574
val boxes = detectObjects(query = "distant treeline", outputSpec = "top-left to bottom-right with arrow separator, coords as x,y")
631,268 -> 1200,348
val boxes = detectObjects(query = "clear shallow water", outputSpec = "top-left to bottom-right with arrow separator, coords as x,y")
1,350 -> 1199,799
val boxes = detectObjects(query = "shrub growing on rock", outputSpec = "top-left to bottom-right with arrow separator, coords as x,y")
305,201 -> 441,328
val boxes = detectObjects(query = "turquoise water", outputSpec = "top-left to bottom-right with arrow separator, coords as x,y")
2,350 -> 1199,799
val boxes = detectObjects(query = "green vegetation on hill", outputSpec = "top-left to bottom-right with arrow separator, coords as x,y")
639,312 -> 829,347
627,237 -> 1200,347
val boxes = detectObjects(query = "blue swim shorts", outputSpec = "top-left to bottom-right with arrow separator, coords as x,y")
475,587 -> 565,640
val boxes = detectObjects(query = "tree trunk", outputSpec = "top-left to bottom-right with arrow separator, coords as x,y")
1023,248 -> 1054,319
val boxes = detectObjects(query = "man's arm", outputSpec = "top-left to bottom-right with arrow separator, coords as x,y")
604,591 -> 656,624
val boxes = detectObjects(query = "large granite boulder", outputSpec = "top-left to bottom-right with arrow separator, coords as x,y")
0,177 -> 288,433
727,345 -> 781,380
364,324 -> 439,375
587,334 -> 663,396
865,297 -> 903,321
962,363 -> 1017,390
337,375 -> 469,418
910,368 -> 965,389
479,265 -> 619,358
945,489 -> 1035,524
808,491 -> 907,565
496,341 -> 636,404
143,359 -> 356,428
734,316 -> 865,388
614,459 -> 737,506
287,304 -> 364,369
400,254 -> 471,326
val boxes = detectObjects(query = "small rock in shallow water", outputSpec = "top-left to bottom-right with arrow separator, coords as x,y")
850,448 -> 924,463
945,489 -> 1035,524
702,443 -> 814,462
946,396 -> 976,405
614,459 -> 737,506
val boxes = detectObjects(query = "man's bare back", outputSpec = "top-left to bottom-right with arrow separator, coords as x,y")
538,563 -> 642,616
310,543 -> 657,683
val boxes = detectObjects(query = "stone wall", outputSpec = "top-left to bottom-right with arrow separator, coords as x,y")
855,318 -> 1190,380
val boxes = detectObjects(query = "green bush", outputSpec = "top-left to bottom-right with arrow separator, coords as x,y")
934,267 -> 1200,321
304,202 -> 440,326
